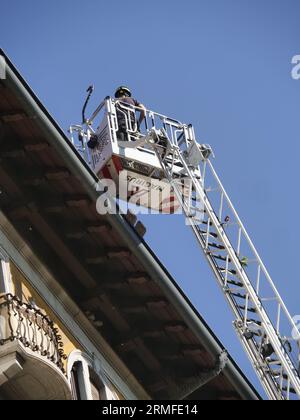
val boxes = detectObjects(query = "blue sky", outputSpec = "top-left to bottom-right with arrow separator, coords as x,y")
2,0 -> 300,397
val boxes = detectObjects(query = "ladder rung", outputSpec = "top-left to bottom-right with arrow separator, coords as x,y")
283,386 -> 297,395
202,220 -> 213,226
266,359 -> 281,365
226,279 -> 244,288
238,305 -> 257,314
243,329 -> 262,338
200,230 -> 218,239
212,254 -> 229,262
231,292 -> 247,300
247,319 -> 262,326
250,330 -> 262,338
208,242 -> 225,250
272,371 -> 288,380
220,268 -> 237,276
188,218 -> 206,225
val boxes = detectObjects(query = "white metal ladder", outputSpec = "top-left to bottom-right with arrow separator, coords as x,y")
144,126 -> 300,400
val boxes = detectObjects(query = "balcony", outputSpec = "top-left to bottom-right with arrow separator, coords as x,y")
0,294 -> 71,400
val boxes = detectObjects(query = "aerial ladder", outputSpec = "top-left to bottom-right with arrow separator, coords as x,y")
70,93 -> 300,400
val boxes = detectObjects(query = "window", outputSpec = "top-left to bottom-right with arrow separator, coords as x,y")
68,350 -> 126,401
68,351 -> 109,400
70,362 -> 83,400
89,368 -> 106,400
69,361 -> 93,400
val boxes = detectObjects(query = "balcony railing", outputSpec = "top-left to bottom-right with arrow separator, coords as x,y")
0,294 -> 67,374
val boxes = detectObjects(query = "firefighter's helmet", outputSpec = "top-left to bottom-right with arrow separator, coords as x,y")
115,86 -> 132,98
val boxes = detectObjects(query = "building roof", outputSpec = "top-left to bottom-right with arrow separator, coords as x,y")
0,49 -> 260,400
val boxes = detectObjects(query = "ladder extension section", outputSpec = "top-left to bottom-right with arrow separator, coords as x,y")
146,126 -> 300,400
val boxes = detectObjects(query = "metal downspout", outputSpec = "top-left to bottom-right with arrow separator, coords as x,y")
171,350 -> 229,400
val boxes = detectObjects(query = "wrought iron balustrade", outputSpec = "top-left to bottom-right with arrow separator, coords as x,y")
0,294 -> 67,374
